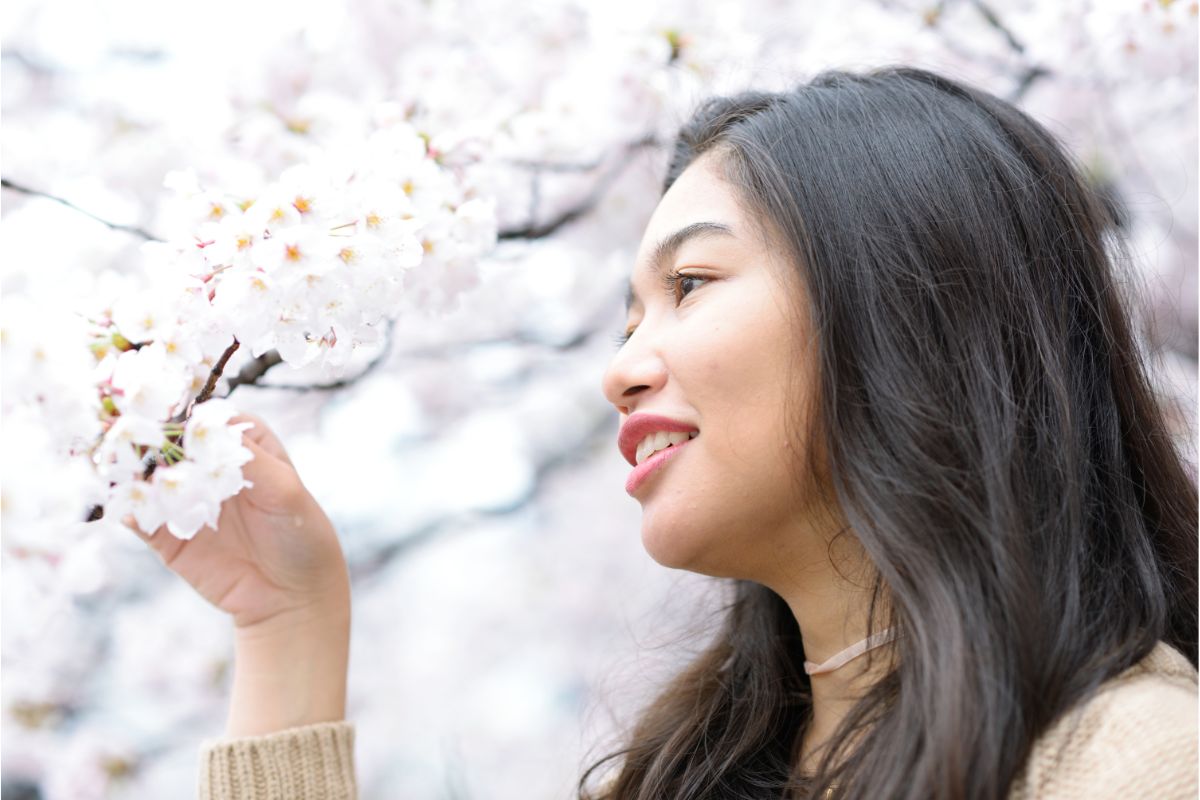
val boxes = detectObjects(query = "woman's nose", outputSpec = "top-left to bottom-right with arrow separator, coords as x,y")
600,330 -> 667,415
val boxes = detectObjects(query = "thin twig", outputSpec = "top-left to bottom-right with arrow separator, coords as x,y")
1,178 -> 161,241
2,49 -> 58,76
971,0 -> 1027,55
196,340 -> 241,405
1010,65 -> 1050,103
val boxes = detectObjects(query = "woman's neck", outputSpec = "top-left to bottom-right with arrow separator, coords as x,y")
796,637 -> 892,774
768,535 -> 890,773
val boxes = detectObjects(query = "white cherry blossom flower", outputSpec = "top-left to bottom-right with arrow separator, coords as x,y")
150,460 -> 221,540
254,224 -> 339,276
243,185 -> 304,234
183,399 -> 254,467
105,476 -> 167,537
108,343 -> 191,421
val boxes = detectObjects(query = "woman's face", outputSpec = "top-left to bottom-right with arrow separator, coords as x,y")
601,152 -> 834,583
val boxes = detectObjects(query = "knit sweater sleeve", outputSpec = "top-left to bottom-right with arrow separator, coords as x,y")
1012,645 -> 1199,799
197,720 -> 357,800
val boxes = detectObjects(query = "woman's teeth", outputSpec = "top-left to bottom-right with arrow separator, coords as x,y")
635,431 -> 698,466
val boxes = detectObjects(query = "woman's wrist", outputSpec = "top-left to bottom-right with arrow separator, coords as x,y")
226,594 -> 351,737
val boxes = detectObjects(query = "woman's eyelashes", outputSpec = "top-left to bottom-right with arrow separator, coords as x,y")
612,269 -> 709,349
662,268 -> 707,305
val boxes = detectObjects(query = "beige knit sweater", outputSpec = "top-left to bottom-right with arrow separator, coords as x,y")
197,641 -> 1198,799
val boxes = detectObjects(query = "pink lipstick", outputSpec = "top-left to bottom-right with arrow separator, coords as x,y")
625,435 -> 695,495
617,413 -> 700,467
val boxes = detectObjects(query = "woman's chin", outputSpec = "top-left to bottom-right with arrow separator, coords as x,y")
639,523 -> 727,576
640,523 -> 696,571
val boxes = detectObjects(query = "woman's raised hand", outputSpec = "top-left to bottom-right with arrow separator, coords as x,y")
125,411 -> 352,736
125,411 -> 349,630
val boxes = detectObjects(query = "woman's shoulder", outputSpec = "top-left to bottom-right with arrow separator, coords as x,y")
1009,641 -> 1198,799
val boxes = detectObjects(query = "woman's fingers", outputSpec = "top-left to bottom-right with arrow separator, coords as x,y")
238,434 -> 307,512
122,513 -> 187,566
230,412 -> 294,467
122,513 -> 162,543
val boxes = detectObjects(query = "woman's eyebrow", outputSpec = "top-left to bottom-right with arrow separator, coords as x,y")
624,221 -> 735,312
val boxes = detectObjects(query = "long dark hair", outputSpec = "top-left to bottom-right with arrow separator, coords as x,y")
579,66 -> 1197,799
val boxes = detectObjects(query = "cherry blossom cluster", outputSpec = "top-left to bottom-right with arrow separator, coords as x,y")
82,123 -> 496,539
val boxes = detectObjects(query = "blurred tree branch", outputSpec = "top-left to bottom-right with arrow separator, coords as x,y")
970,0 -> 1027,55
1,177 -> 161,241
500,135 -> 660,240
349,404 -> 616,585
968,0 -> 1050,100
913,0 -> 1051,102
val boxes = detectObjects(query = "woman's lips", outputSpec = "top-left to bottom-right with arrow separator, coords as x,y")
617,413 -> 699,466
625,436 -> 694,495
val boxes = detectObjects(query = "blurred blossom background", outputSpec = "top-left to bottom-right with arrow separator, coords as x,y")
1,0 -> 1196,797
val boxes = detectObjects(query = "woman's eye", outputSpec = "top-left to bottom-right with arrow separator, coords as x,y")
611,272 -> 707,350
663,270 -> 707,305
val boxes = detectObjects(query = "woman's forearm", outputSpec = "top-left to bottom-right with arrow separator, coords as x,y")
225,596 -> 352,737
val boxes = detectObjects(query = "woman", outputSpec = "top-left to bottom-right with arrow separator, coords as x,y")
130,66 -> 1198,799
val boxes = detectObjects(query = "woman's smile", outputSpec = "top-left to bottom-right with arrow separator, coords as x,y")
624,430 -> 697,495
617,412 -> 700,495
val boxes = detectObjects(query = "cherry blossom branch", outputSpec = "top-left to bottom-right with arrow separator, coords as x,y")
225,350 -> 285,393
82,325 -> 391,523
0,177 -> 162,241
117,337 -> 241,489
227,319 -> 399,394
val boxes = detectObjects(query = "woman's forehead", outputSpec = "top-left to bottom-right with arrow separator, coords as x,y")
644,156 -> 744,239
